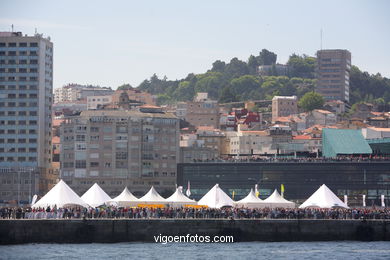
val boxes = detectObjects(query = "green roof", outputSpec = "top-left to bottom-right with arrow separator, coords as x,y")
322,128 -> 372,158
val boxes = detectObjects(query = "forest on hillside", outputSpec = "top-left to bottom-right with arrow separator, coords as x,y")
119,49 -> 390,108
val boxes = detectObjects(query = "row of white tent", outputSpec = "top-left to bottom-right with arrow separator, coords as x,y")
32,180 -> 349,209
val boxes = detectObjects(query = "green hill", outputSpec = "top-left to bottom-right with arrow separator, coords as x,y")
133,49 -> 390,108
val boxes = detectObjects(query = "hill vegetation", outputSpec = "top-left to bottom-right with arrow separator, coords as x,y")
129,49 -> 390,108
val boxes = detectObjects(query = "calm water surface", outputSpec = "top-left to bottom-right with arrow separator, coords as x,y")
1,242 -> 390,260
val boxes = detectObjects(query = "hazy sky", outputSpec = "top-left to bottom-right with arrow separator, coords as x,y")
1,0 -> 389,89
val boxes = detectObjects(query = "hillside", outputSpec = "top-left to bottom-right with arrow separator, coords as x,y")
131,49 -> 390,107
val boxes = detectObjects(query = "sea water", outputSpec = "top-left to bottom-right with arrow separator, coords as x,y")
1,242 -> 390,260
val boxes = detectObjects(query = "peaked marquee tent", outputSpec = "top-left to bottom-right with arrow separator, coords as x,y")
138,186 -> 166,205
107,187 -> 139,207
165,186 -> 197,207
234,188 -> 265,208
299,184 -> 349,209
197,184 -> 234,208
262,189 -> 295,208
32,180 -> 89,208
81,183 -> 112,208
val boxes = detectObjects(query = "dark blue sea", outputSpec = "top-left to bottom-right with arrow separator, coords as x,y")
1,242 -> 390,259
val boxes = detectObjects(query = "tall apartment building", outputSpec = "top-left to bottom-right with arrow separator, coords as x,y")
272,96 -> 298,122
0,32 -> 55,204
60,108 -> 179,196
316,49 -> 351,102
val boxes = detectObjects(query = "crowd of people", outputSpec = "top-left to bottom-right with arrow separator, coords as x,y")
193,155 -> 390,163
1,206 -> 390,220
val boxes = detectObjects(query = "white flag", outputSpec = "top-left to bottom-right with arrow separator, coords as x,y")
255,184 -> 259,198
344,195 -> 348,206
381,194 -> 385,207
186,181 -> 191,197
31,194 -> 38,205
363,195 -> 366,207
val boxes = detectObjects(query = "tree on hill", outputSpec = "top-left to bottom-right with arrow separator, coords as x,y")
219,86 -> 238,103
211,60 -> 226,73
257,49 -> 277,65
298,91 -> 324,112
223,57 -> 249,80
117,83 -> 133,90
247,55 -> 259,75
287,54 -> 316,78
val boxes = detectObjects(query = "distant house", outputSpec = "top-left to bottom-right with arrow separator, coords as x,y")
306,109 -> 337,128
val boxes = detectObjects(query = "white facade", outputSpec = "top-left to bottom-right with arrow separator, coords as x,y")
87,95 -> 112,110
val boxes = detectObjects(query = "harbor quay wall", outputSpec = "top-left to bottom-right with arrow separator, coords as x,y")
0,219 -> 389,244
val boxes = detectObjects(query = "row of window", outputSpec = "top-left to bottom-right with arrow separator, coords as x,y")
0,50 -> 38,56
0,85 -> 38,90
0,42 -> 38,47
0,111 -> 37,116
0,59 -> 39,65
0,129 -> 37,134
320,63 -> 341,67
0,102 -> 38,107
0,76 -> 38,81
0,157 -> 37,162
0,138 -> 37,143
0,147 -> 37,152
0,68 -> 38,73
2,93 -> 38,98
1,179 -> 33,185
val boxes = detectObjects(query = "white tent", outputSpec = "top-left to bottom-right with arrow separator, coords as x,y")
107,187 -> 139,207
166,186 -> 197,207
81,183 -> 112,208
32,180 -> 89,208
197,184 -> 234,208
299,184 -> 349,209
234,189 -> 265,208
262,189 -> 295,208
138,186 -> 166,205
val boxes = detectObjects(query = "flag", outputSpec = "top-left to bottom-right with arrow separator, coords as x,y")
344,195 -> 348,206
232,190 -> 235,200
281,184 -> 285,198
381,194 -> 385,207
363,195 -> 366,207
31,194 -> 38,205
186,181 -> 191,197
255,184 -> 259,198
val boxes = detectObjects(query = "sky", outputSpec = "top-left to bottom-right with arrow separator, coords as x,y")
1,0 -> 389,89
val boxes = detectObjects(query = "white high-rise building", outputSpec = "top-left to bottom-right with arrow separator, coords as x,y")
0,31 -> 55,204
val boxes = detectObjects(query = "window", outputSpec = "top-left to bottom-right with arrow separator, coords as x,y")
76,135 -> 85,141
75,160 -> 86,168
76,143 -> 87,150
115,152 -> 128,160
90,127 -> 99,132
90,162 -> 99,167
